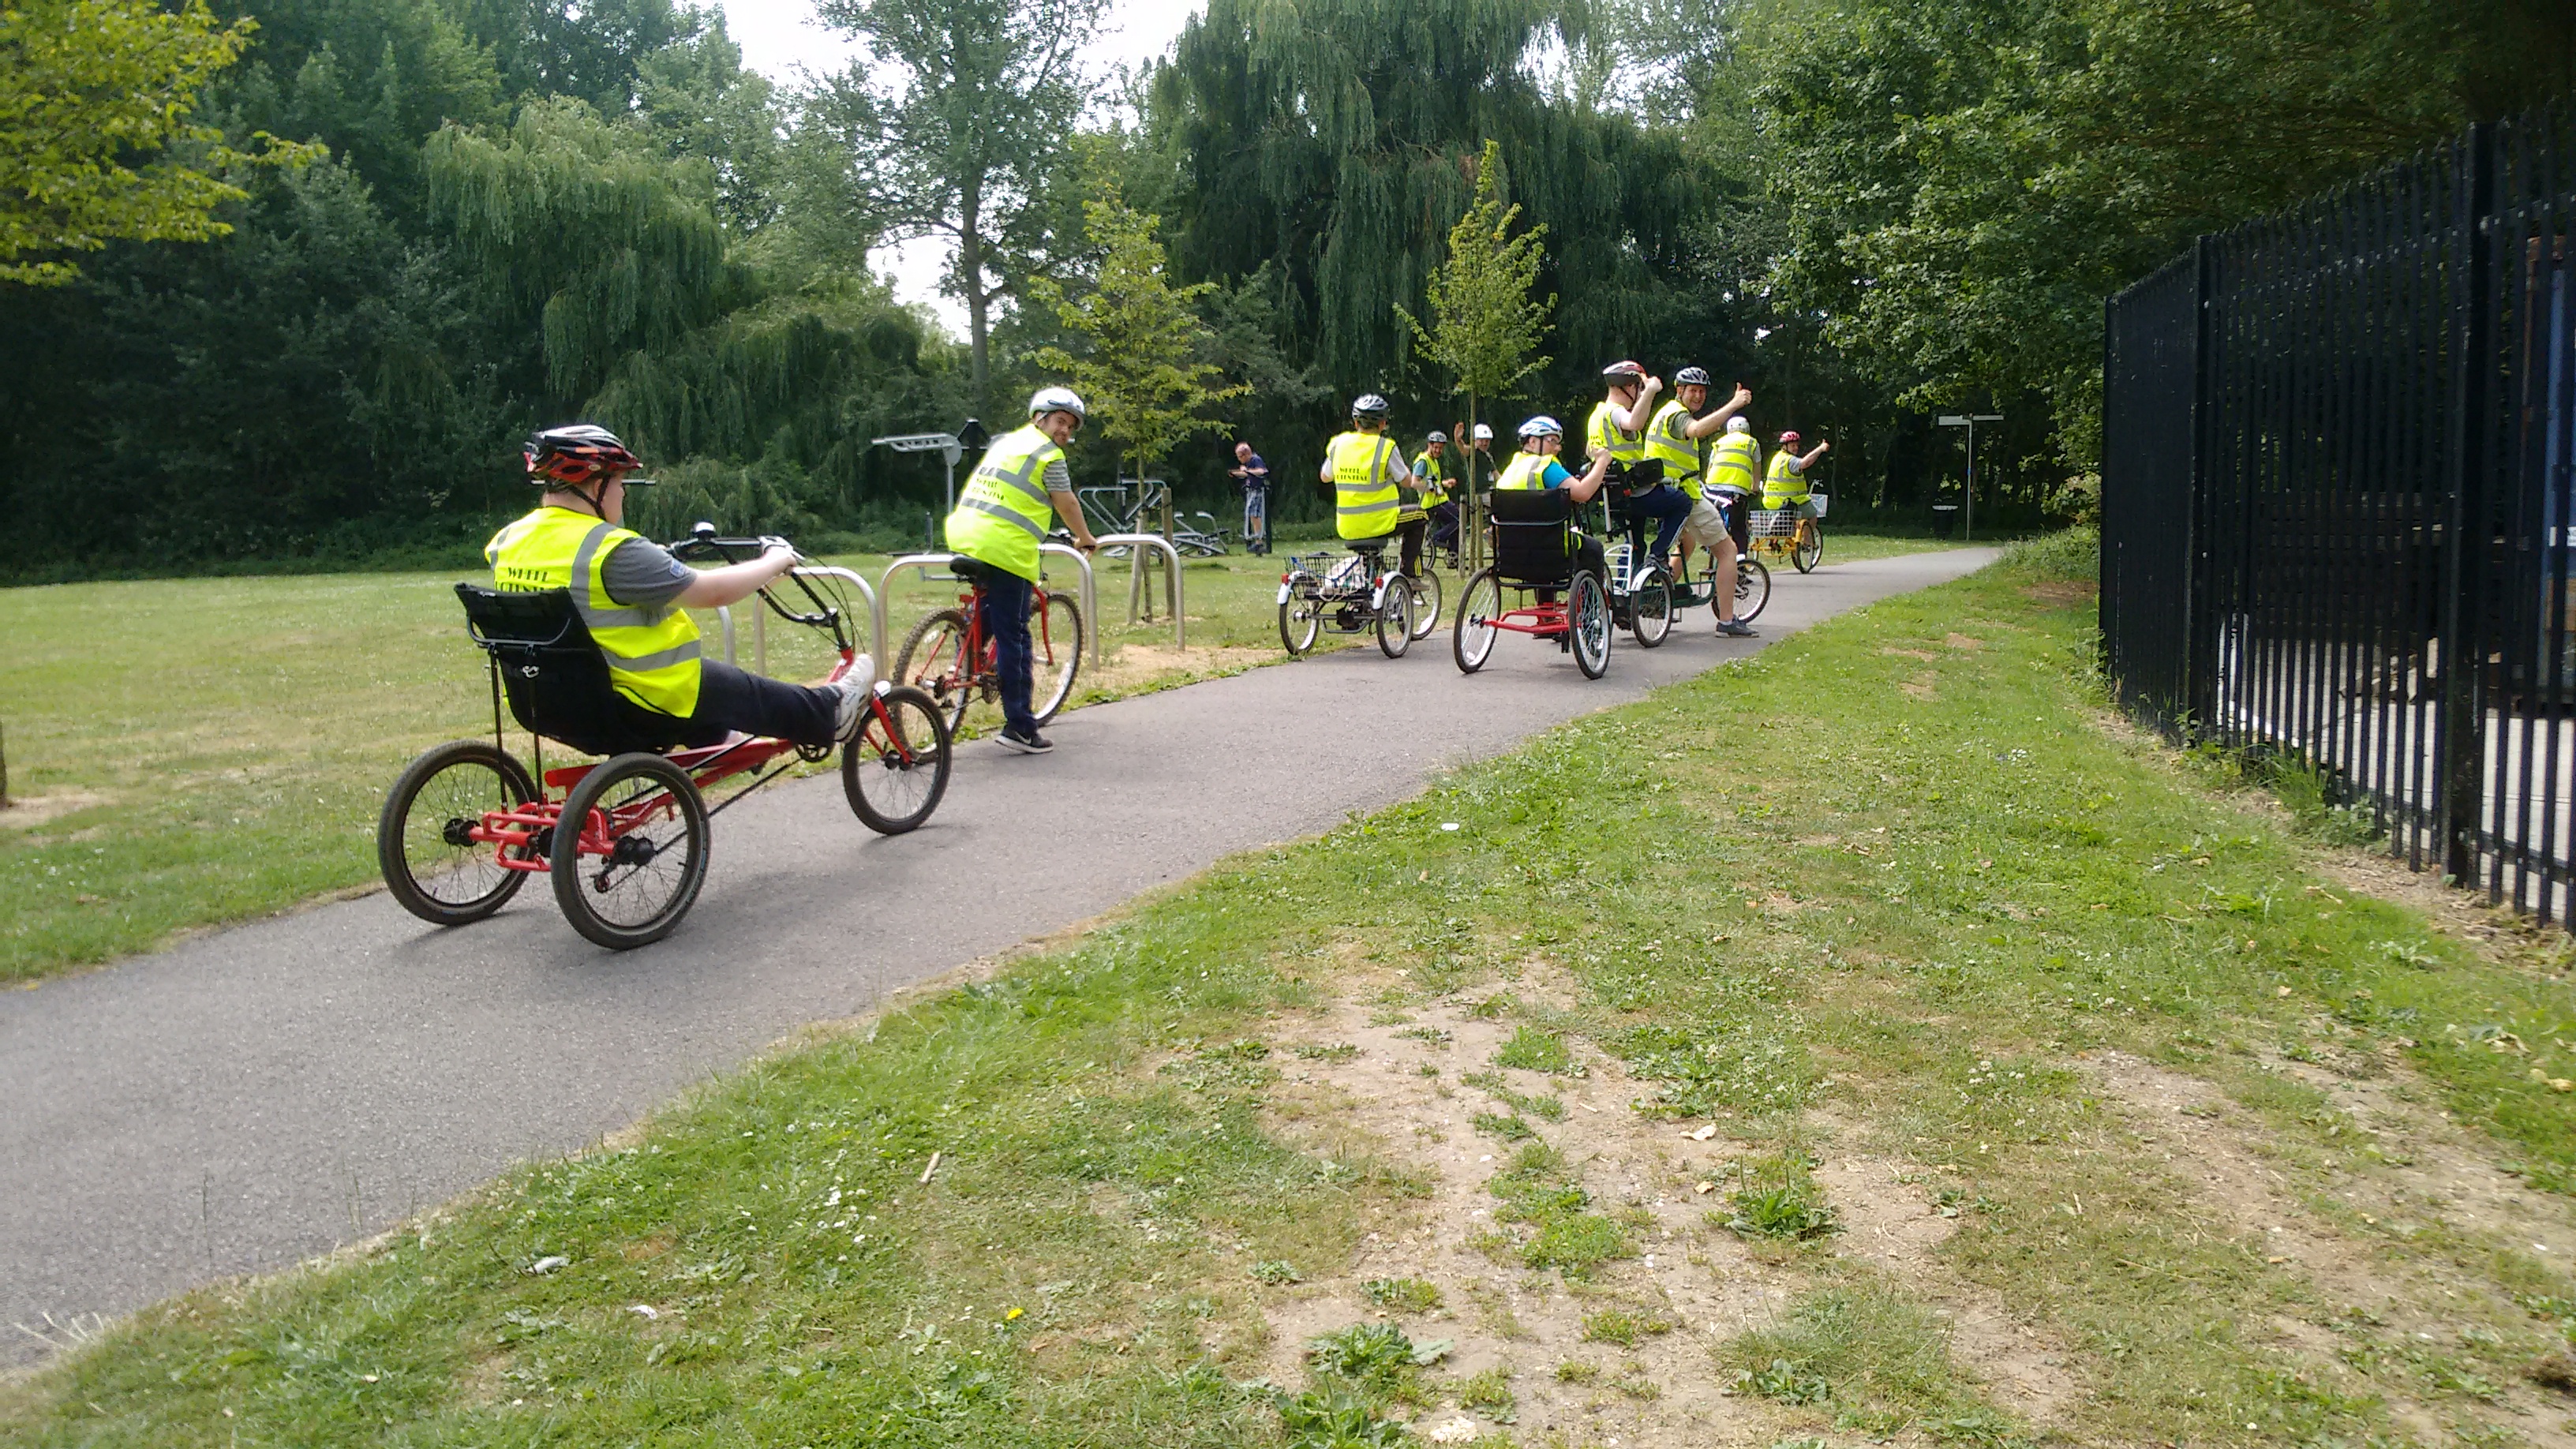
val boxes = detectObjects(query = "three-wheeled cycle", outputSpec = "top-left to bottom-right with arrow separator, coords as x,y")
1451,489 -> 1615,679
377,529 -> 953,950
1278,533 -> 1440,659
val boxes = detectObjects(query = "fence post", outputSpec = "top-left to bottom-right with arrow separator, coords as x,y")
2436,122 -> 2498,885
2186,233 -> 2217,736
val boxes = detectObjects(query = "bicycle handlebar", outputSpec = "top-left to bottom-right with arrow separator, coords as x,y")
667,521 -> 852,647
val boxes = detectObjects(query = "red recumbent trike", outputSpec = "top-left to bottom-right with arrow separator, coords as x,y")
376,530 -> 952,949
1451,489 -> 1616,680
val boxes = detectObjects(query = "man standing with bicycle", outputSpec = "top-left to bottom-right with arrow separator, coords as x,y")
944,388 -> 1102,756
1230,440 -> 1271,555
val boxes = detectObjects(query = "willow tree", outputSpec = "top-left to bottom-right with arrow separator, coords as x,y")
427,99 -> 735,408
1399,140 -> 1552,567
1031,181 -> 1246,521
1160,0 -> 1705,397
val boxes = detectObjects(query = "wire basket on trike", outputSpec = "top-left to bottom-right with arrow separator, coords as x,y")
377,527 -> 952,951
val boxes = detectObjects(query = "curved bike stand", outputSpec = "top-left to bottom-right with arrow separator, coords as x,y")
1092,532 -> 1186,661
710,567 -> 882,684
877,545 -> 1099,675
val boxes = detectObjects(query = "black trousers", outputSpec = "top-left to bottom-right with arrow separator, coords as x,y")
1533,534 -> 1607,605
627,658 -> 841,750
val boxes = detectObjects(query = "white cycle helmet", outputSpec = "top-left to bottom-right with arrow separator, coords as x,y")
1029,386 -> 1087,424
1725,416 -> 1752,432
1518,415 -> 1563,440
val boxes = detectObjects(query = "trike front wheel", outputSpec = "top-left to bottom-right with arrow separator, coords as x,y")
378,739 -> 537,927
1454,569 -> 1501,674
551,753 -> 710,950
844,685 -> 953,834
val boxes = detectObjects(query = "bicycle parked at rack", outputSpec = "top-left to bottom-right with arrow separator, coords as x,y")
892,553 -> 1088,735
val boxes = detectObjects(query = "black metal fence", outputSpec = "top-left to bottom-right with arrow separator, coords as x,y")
2102,103 -> 2576,923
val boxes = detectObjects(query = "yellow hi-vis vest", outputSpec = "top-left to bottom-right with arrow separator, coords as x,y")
1327,430 -> 1401,539
1412,451 -> 1450,505
488,505 -> 703,716
1645,399 -> 1704,484
1763,447 -> 1810,507
1496,451 -> 1552,490
1586,399 -> 1646,466
1706,432 -> 1762,497
945,424 -> 1065,582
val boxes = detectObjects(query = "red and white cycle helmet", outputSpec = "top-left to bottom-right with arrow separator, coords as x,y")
524,425 -> 646,486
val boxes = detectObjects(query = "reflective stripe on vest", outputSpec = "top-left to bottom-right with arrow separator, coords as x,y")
1496,452 -> 1551,490
1764,448 -> 1809,504
487,505 -> 703,716
1329,431 -> 1399,538
1645,399 -> 1702,481
1587,400 -> 1645,465
1707,433 -> 1761,494
945,424 -> 1063,581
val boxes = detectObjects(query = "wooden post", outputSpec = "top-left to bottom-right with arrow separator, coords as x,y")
1,720 -> 9,808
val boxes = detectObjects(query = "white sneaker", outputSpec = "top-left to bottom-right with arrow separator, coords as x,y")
830,654 -> 877,743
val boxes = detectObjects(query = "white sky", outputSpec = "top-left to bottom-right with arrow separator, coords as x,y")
718,0 -> 1206,334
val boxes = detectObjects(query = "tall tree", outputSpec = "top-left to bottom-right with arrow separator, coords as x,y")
1031,178 -> 1245,501
811,0 -> 1101,417
0,0 -> 316,284
1398,138 -> 1553,557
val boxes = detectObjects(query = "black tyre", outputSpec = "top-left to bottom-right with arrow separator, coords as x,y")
1736,558 -> 1773,623
550,753 -> 710,950
842,684 -> 953,834
1793,525 -> 1822,574
1031,590 -> 1084,725
1280,586 -> 1321,657
1376,575 -> 1413,658
895,607 -> 975,735
1571,571 -> 1612,680
1629,565 -> 1673,649
1454,569 -> 1501,673
378,739 -> 537,927
1406,569 -> 1442,641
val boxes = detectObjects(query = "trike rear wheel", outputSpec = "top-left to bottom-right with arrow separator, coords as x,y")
1279,589 -> 1321,657
1571,572 -> 1612,680
379,739 -> 537,927
895,608 -> 975,736
1735,557 -> 1773,623
1454,569 -> 1501,674
1376,576 -> 1413,658
1629,566 -> 1672,649
551,753 -> 710,950
843,685 -> 953,834
1406,569 -> 1442,640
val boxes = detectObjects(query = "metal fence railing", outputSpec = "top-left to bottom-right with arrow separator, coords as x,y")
2102,100 -> 2576,925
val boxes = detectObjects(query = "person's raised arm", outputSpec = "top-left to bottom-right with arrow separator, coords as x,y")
1614,376 -> 1664,432
675,545 -> 796,608
1564,450 -> 1614,505
1799,441 -> 1831,469
1687,385 -> 1754,440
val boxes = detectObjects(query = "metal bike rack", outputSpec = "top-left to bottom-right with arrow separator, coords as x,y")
875,545 -> 1097,675
705,567 -> 880,683
1094,532 -> 1185,656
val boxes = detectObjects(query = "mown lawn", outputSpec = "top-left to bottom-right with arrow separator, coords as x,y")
14,533 -> 2576,1447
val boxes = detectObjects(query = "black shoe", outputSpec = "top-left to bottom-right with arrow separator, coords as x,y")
995,728 -> 1054,755
1717,618 -> 1758,638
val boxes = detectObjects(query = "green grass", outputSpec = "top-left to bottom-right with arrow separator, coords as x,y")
23,530 -> 2576,1445
0,549 -> 1312,983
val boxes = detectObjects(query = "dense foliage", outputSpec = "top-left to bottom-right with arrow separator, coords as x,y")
2,0 -> 2570,575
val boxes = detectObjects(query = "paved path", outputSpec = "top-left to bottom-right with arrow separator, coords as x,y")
0,548 -> 1997,1357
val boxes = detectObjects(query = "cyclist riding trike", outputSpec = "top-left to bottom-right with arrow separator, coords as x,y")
377,529 -> 953,950
1278,534 -> 1440,659
1452,489 -> 1615,679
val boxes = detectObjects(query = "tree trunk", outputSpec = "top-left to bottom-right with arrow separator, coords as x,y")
959,180 -> 990,421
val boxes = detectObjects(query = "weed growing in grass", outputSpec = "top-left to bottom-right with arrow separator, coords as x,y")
1477,1143 -> 1631,1278
1472,1112 -> 1534,1141
1252,1260 -> 1303,1285
1492,1024 -> 1574,1074
1362,1277 -> 1442,1313
1579,1309 -> 1673,1346
1724,1155 -> 1840,1241
1294,1043 -> 1361,1062
1732,1357 -> 1832,1405
1724,1284 -> 2009,1432
1552,1359 -> 1598,1384
1458,1365 -> 1516,1418
1461,1069 -> 1565,1121
1307,1322 -> 1450,1399
1273,1387 -> 1410,1448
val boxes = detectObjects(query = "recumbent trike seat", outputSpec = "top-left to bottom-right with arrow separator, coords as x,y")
455,583 -> 688,758
1486,487 -> 1583,589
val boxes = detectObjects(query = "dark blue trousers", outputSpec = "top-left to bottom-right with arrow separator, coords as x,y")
1614,485 -> 1691,567
975,566 -> 1039,738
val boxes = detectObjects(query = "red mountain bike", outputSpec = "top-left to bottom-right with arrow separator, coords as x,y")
893,558 -> 1088,735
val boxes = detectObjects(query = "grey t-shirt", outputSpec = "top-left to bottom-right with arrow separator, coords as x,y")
600,537 -> 696,611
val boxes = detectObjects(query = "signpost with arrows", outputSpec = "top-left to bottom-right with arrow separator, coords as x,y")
871,419 -> 990,519
1936,413 -> 2004,541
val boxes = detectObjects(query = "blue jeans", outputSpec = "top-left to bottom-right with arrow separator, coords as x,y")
975,566 -> 1038,738
1614,485 -> 1691,566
